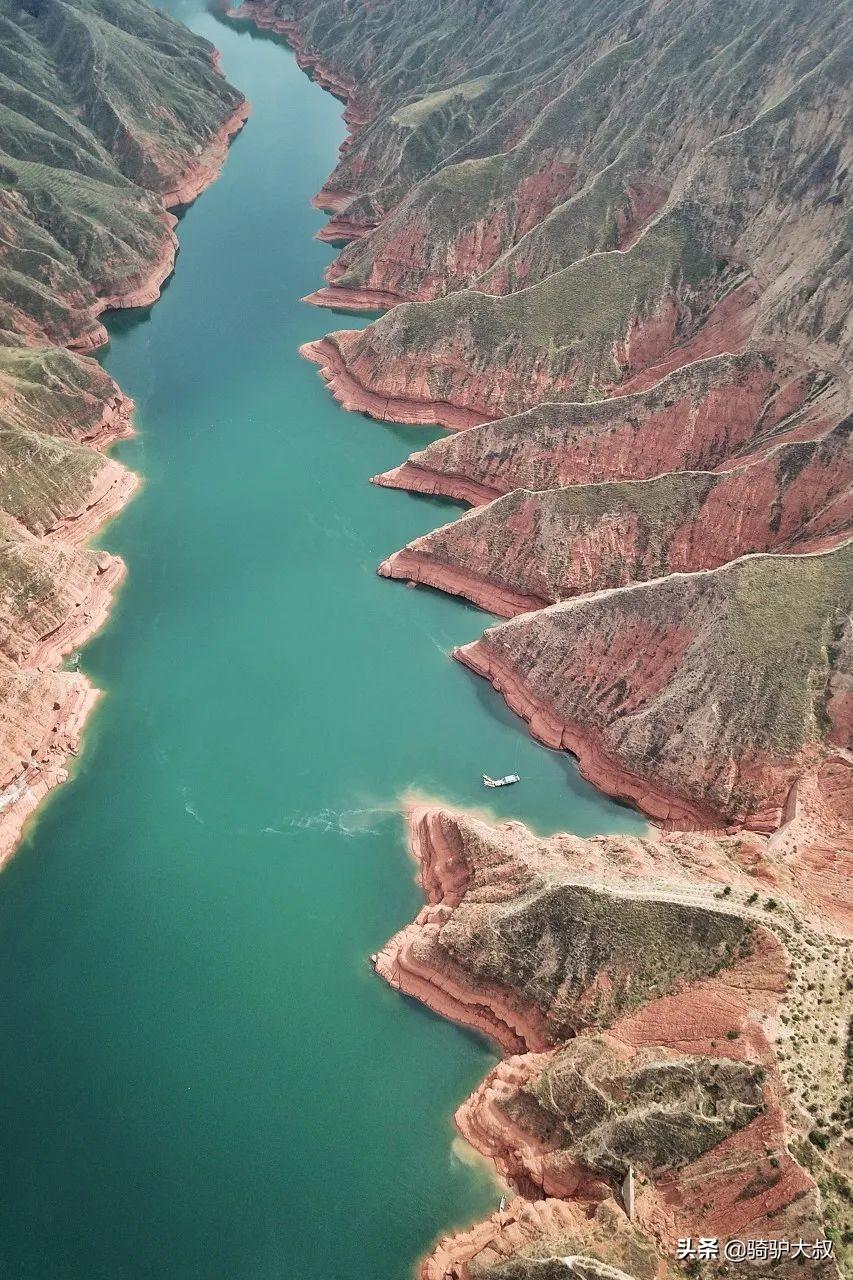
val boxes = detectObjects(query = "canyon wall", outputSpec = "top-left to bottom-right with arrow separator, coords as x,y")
378,804 -> 848,1279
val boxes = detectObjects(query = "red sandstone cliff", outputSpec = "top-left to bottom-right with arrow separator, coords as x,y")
379,805 -> 847,1279
374,353 -> 837,500
455,545 -> 852,832
378,423 -> 852,616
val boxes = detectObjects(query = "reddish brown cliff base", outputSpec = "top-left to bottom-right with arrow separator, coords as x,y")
300,336 -> 492,429
379,805 -> 849,1279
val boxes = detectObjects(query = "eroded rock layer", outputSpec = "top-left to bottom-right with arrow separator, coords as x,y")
0,0 -> 248,348
378,806 -> 849,1279
303,38 -> 849,426
374,355 -> 838,500
457,545 -> 852,831
379,424 -> 853,616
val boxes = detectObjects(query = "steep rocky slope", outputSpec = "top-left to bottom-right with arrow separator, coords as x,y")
424,1198 -> 678,1280
377,805 -> 850,1278
379,423 -> 852,614
313,3 -> 841,316
242,0 -> 844,323
457,544 -> 852,830
0,0 -> 247,348
374,353 -> 837,502
0,0 -> 246,856
304,37 -> 849,426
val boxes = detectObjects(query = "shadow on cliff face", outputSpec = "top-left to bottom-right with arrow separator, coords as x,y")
324,306 -> 387,322
96,295 -> 166,348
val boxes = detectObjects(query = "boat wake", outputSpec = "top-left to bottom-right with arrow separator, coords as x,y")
260,803 -> 400,838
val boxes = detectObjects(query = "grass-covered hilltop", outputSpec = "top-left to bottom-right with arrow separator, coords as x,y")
0,0 -> 246,857
225,0 -> 852,1274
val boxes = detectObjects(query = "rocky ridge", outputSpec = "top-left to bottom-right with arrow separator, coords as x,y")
374,805 -> 850,1278
0,0 -> 246,858
457,544 -> 852,831
378,423 -> 852,616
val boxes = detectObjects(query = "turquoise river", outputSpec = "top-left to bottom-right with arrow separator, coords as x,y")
0,5 -> 645,1278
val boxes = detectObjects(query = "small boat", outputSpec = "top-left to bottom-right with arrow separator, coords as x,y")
482,773 -> 521,788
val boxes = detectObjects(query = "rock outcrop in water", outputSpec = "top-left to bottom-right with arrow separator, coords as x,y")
0,0 -> 246,857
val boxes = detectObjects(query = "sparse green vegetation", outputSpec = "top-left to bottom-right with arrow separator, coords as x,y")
0,0 -> 243,346
502,1036 -> 764,1180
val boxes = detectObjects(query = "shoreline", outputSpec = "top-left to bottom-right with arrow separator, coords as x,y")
0,481 -> 138,865
302,284 -> 400,312
372,459 -> 502,507
45,461 -> 140,547
371,805 -> 554,1056
226,2 -> 373,140
454,637 -> 733,832
160,99 -> 251,208
0,70 -> 248,866
69,95 -> 251,356
374,806 -> 821,1277
0,679 -> 100,868
300,335 -> 493,430
378,548 -> 548,618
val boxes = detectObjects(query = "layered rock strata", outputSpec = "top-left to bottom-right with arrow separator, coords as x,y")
457,545 -> 852,832
379,425 -> 853,616
423,1198 -> 677,1280
377,806 -> 849,1279
374,355 -> 839,500
241,0 -> 844,329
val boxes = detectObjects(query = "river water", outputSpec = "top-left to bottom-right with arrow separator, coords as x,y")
0,7 -> 644,1277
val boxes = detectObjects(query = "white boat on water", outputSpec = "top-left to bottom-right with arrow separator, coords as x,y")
482,773 -> 521,788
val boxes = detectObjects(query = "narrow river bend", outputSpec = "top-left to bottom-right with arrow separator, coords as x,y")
0,7 -> 644,1278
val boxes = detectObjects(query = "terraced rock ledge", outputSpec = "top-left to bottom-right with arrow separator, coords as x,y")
375,804 -> 850,1279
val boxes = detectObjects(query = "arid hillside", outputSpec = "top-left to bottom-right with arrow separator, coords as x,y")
376,805 -> 850,1279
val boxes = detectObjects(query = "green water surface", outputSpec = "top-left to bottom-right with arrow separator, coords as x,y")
0,7 -> 645,1278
